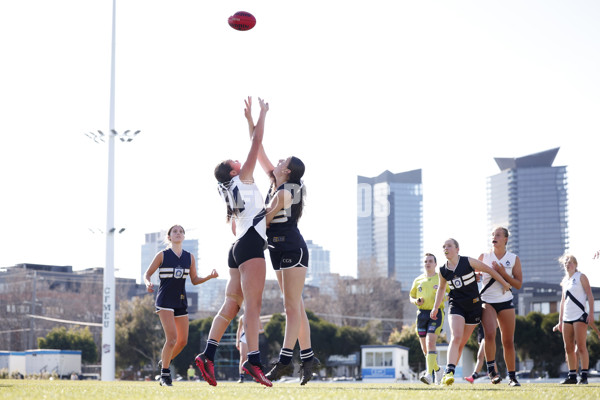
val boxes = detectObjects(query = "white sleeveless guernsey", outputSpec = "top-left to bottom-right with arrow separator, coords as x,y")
229,176 -> 267,242
562,271 -> 587,321
480,251 -> 517,303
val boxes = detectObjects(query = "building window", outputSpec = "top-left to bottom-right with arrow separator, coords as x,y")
532,302 -> 550,314
384,352 -> 392,366
366,352 -> 374,367
365,351 -> 393,367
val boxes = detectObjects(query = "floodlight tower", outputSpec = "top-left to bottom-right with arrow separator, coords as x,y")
84,0 -> 141,381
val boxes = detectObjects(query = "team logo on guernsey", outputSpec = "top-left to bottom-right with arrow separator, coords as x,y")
418,287 -> 422,292
505,260 -> 511,267
174,265 -> 184,279
433,285 -> 439,290
453,278 -> 462,288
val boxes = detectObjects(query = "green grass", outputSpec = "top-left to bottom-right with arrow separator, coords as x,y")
0,380 -> 598,400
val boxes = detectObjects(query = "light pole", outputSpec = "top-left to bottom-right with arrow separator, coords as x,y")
84,0 -> 141,381
85,128 -> 139,382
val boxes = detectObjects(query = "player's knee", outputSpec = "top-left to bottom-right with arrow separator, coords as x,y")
576,345 -> 587,355
564,343 -> 575,353
502,338 -> 514,350
283,300 -> 301,316
165,337 -> 177,348
218,294 -> 242,322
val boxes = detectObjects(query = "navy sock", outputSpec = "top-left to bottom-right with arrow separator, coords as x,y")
278,348 -> 293,365
568,370 -> 577,379
161,368 -> 170,376
487,360 -> 496,375
300,348 -> 314,363
248,350 -> 261,366
204,339 -> 219,361
581,369 -> 588,379
508,371 -> 516,380
445,364 -> 456,374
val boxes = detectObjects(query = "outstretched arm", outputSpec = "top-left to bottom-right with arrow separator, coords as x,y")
469,257 -> 511,293
189,253 -> 219,285
239,98 -> 268,182
244,97 -> 274,176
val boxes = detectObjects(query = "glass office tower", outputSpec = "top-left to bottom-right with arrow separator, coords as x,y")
487,148 -> 568,284
357,169 -> 423,289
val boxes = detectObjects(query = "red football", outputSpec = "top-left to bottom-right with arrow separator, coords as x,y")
228,11 -> 256,31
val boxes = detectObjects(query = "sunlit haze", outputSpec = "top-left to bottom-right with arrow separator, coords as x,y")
1,1 -> 599,286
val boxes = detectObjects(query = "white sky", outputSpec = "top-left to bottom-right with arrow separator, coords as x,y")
1,1 -> 599,287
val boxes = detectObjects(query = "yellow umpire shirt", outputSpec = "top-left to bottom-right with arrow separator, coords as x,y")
409,273 -> 449,310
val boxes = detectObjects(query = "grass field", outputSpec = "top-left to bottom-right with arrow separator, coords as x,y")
1,380 -> 598,400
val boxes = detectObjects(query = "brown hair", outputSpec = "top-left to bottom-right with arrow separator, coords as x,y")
214,161 -> 233,183
425,253 -> 437,263
447,238 -> 459,249
214,160 -> 236,222
494,226 -> 510,239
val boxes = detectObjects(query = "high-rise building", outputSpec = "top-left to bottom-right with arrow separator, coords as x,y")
305,239 -> 330,287
140,230 -> 200,310
487,148 -> 568,284
357,169 -> 423,289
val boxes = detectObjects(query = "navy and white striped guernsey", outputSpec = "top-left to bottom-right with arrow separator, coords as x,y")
155,248 -> 191,310
439,256 -> 481,309
265,183 -> 306,251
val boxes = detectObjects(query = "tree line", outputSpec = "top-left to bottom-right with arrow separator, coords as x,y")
38,295 -> 377,378
36,295 -> 600,379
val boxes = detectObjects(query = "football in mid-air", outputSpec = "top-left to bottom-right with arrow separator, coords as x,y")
228,11 -> 256,31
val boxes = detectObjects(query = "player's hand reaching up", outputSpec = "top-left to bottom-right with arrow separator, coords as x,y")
258,97 -> 269,114
244,96 -> 253,122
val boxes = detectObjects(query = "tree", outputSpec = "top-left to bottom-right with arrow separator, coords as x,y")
514,312 -> 564,377
304,275 -> 404,344
38,326 -> 98,364
115,295 -> 163,371
262,311 -> 376,366
334,325 -> 376,356
263,313 -> 286,361
588,317 -> 600,369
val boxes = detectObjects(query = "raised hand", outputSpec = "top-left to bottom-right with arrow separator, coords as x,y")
258,97 -> 269,113
244,96 -> 252,122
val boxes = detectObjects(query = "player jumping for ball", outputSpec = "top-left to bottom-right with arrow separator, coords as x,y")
195,97 -> 272,387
